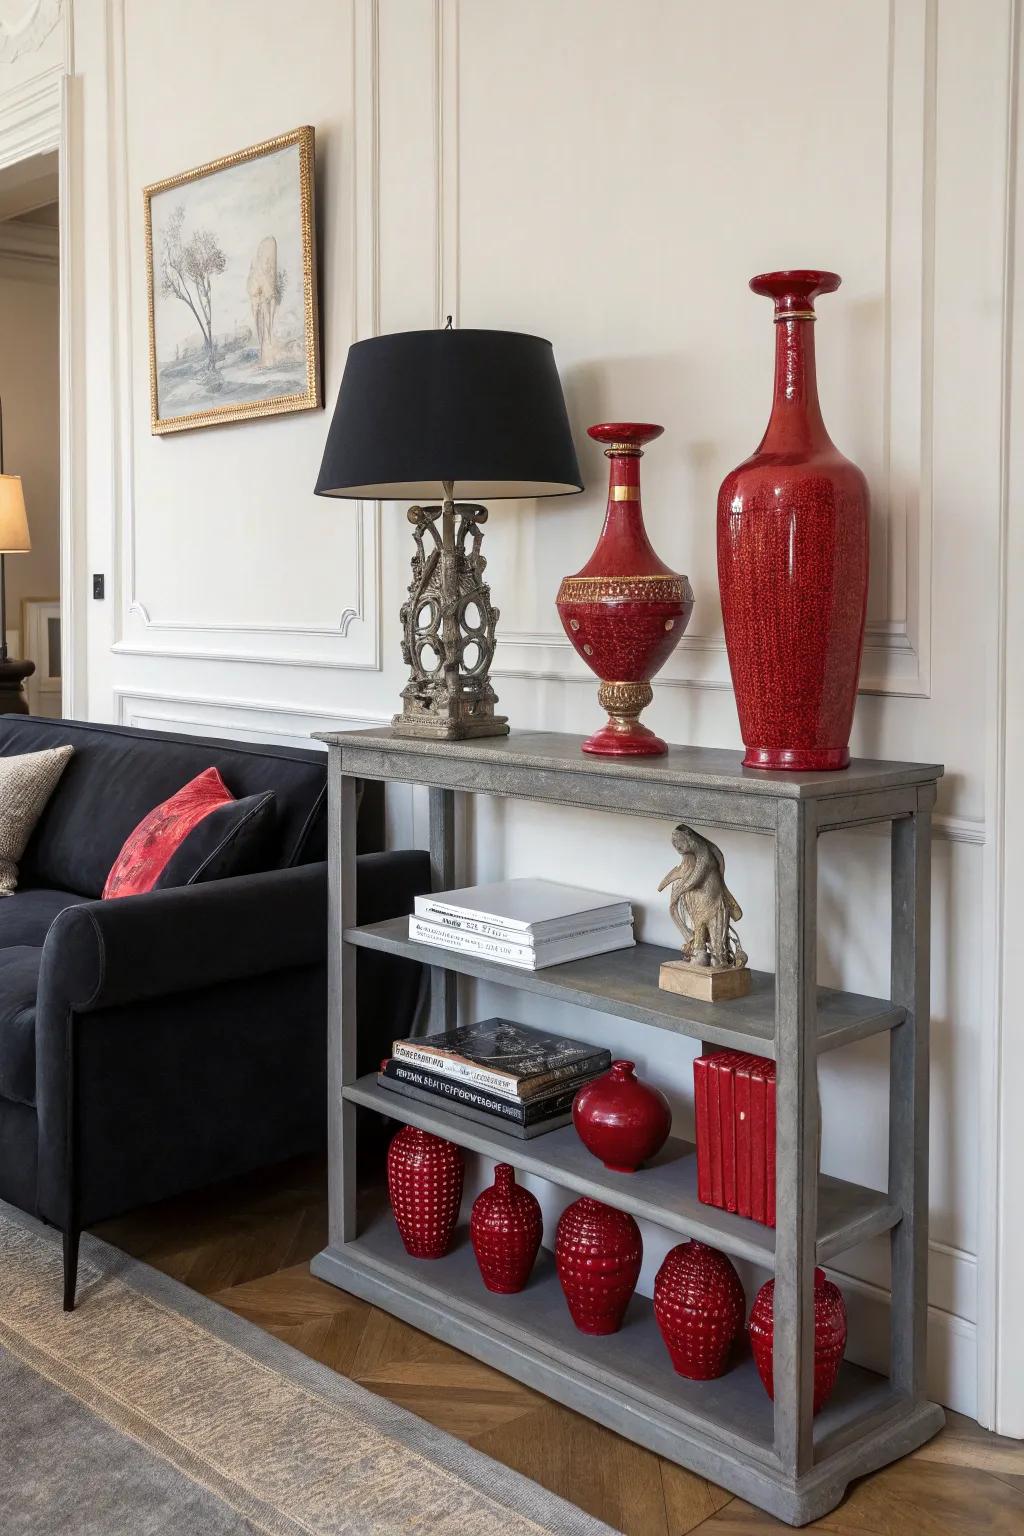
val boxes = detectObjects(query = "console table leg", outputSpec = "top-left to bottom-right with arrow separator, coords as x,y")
889,790 -> 934,1399
428,786 -> 457,1032
327,757 -> 358,1246
773,799 -> 820,1478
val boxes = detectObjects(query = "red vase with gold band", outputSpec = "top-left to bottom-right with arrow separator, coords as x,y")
717,271 -> 869,771
556,423 -> 693,756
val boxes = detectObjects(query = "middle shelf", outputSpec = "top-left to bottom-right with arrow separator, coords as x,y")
345,1074 -> 902,1268
344,917 -> 906,1057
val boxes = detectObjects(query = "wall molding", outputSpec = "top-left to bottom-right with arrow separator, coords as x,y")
114,685 -> 390,742
105,0 -> 383,672
0,0 -> 62,64
0,61 -> 61,165
433,0 -> 935,700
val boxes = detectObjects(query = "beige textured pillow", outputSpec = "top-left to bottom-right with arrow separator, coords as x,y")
0,744 -> 74,894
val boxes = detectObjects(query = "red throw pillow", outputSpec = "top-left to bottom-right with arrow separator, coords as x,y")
102,767 -> 235,900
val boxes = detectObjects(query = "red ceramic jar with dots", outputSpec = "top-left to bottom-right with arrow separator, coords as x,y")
653,1240 -> 746,1380
555,1196 -> 642,1335
387,1124 -> 464,1260
717,271 -> 869,771
470,1163 -> 543,1294
557,424 -> 694,756
748,1268 -> 848,1414
572,1060 -> 672,1172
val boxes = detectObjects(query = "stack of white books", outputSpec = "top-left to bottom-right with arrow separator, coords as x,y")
408,878 -> 634,970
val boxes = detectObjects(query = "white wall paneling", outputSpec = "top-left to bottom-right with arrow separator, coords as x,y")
431,0 -> 934,699
978,0 -> 1024,1438
105,0 -> 382,673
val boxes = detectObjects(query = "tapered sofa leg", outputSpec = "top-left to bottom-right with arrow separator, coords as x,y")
63,1227 -> 80,1311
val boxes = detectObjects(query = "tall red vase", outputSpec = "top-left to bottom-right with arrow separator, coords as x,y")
470,1163 -> 543,1293
557,424 -> 694,756
555,1196 -> 643,1335
717,271 -> 869,771
387,1124 -> 464,1259
653,1240 -> 746,1380
748,1268 -> 848,1414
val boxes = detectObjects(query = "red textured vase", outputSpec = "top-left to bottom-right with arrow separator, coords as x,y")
557,424 -> 694,756
470,1163 -> 543,1293
717,272 -> 869,771
653,1240 -> 746,1380
572,1060 -> 672,1173
555,1196 -> 643,1335
748,1268 -> 848,1414
387,1124 -> 464,1259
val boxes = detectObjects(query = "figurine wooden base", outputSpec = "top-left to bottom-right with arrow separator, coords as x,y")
659,960 -> 752,1002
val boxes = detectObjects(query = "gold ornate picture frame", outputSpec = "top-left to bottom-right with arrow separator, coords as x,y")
144,126 -> 320,435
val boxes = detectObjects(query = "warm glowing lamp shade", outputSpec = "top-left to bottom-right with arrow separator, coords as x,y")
0,475 -> 30,554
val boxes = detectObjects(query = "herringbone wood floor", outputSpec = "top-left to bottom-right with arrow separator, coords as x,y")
95,1157 -> 1024,1536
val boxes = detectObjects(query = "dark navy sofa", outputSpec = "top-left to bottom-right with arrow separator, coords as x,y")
0,717 -> 428,1307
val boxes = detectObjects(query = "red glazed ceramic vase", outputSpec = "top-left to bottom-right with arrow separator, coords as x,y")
572,1060 -> 672,1172
557,424 -> 694,756
470,1163 -> 543,1293
555,1196 -> 643,1335
653,1240 -> 746,1380
387,1124 -> 464,1259
748,1268 -> 848,1414
717,272 -> 869,771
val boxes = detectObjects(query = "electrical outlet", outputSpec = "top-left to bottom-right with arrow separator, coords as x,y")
92,574 -> 105,599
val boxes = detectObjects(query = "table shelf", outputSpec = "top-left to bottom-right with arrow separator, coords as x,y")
312,1203 -> 939,1526
347,1074 -> 901,1268
345,917 -> 905,1058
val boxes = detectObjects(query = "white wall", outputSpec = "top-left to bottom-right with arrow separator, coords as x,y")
2,0 -> 1018,1426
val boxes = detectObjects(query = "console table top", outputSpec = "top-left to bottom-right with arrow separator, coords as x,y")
316,726 -> 943,802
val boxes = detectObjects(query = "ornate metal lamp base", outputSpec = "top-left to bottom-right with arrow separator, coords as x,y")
394,483 -> 510,741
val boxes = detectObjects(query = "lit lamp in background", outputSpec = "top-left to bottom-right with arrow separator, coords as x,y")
0,427 -> 33,713
314,325 -> 582,739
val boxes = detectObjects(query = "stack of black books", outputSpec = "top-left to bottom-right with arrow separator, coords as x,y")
379,1017 -> 611,1139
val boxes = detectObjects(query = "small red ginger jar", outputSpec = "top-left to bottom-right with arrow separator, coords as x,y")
748,1268 -> 848,1414
557,423 -> 694,756
572,1060 -> 672,1172
470,1163 -> 543,1294
555,1196 -> 642,1335
653,1240 -> 746,1380
387,1124 -> 464,1259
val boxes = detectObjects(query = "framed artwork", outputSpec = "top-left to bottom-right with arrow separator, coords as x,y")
144,126 -> 320,435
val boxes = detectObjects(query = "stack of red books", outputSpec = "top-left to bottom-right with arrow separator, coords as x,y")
693,1050 -> 776,1226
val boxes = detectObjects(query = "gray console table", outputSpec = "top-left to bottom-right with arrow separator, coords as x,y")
311,728 -> 945,1527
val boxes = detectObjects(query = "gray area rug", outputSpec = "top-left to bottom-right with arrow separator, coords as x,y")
0,1203 -> 619,1535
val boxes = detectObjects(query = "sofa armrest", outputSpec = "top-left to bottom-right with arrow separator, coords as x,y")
38,849 -> 430,1013
32,848 -> 431,1233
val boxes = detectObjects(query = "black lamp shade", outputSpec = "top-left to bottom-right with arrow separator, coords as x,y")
314,328 -> 582,500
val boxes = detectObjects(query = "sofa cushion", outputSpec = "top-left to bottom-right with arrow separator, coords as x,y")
0,945 -> 42,1106
155,789 -> 276,890
102,769 -> 276,899
0,887 -> 86,948
0,745 -> 74,894
0,717 -> 328,898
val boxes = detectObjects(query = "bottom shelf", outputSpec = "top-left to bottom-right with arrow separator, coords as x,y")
312,1202 -> 944,1526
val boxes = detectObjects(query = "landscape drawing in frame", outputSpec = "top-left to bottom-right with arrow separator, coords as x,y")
144,126 -> 320,434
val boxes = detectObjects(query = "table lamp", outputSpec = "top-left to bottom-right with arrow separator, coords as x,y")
314,325 -> 582,739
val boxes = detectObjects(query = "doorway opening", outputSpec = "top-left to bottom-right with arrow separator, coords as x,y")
0,148 -> 60,716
